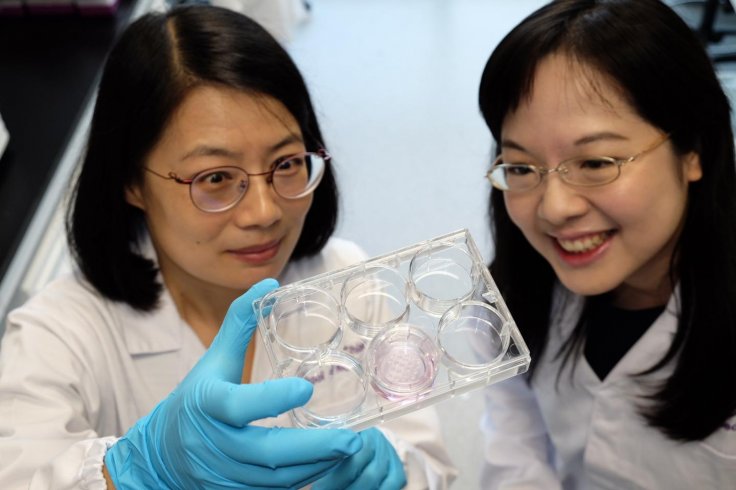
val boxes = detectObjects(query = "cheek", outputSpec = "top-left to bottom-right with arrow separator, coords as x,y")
146,195 -> 227,246
289,195 -> 314,225
606,175 -> 687,230
504,193 -> 537,234
141,183 -> 195,225
594,188 -> 639,223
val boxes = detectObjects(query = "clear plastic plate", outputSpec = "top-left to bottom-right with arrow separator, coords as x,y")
254,229 -> 530,430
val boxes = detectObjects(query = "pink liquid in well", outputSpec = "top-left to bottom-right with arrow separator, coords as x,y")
372,342 -> 437,400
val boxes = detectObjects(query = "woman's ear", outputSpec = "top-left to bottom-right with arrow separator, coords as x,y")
125,183 -> 146,211
683,151 -> 703,183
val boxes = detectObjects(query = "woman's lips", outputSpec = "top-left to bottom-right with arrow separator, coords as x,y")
551,231 -> 614,266
227,240 -> 281,264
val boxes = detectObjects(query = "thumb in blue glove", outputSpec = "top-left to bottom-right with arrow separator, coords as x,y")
312,427 -> 407,490
105,278 -> 362,489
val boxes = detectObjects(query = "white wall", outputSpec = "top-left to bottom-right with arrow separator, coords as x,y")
287,1 -> 547,487
289,0 -> 547,263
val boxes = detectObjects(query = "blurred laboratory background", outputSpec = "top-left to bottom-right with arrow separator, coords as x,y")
1,0 -> 735,487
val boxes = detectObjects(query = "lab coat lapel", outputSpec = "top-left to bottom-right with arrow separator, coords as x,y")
597,291 -> 679,388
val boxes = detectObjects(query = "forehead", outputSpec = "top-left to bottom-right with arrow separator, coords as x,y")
504,54 -> 639,133
167,85 -> 301,138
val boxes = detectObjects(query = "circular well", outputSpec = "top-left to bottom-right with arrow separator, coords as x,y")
292,350 -> 367,427
437,301 -> 510,375
367,324 -> 440,400
265,286 -> 342,359
409,243 -> 478,316
341,264 -> 410,337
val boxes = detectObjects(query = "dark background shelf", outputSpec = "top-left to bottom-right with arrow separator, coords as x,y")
0,0 -> 137,282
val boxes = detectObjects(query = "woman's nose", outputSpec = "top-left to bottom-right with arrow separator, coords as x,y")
231,176 -> 282,228
536,175 -> 589,226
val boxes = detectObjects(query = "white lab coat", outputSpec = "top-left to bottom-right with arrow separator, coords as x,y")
481,287 -> 736,489
0,237 -> 456,489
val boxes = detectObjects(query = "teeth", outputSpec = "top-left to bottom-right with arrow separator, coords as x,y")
557,232 -> 609,253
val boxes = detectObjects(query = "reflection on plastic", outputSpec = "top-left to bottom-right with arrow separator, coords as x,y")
294,350 -> 367,427
265,287 -> 342,360
342,265 -> 410,337
438,301 -> 510,376
409,243 -> 478,316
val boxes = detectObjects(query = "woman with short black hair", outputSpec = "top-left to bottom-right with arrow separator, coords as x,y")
0,6 -> 455,489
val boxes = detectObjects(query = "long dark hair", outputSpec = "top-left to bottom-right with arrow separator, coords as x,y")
67,5 -> 338,311
479,0 -> 736,441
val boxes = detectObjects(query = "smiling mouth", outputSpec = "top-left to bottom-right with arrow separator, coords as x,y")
227,239 -> 282,264
556,231 -> 614,254
231,240 -> 281,255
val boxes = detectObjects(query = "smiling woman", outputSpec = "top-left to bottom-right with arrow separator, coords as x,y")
478,0 -> 736,488
0,5 -> 455,490
496,53 -> 702,304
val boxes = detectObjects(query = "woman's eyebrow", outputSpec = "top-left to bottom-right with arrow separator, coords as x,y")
572,132 -> 628,146
499,138 -> 527,152
180,135 -> 305,162
269,134 -> 304,153
181,145 -> 241,161
501,132 -> 629,152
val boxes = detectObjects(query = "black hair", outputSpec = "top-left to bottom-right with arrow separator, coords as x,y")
479,0 -> 736,441
67,5 -> 338,311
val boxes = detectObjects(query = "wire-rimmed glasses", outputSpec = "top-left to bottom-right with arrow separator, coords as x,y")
486,134 -> 670,192
145,149 -> 329,212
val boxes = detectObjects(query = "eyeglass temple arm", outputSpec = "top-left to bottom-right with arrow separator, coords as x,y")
316,148 -> 331,160
144,167 -> 192,184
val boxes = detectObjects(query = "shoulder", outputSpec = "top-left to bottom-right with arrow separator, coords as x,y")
2,274 -> 119,375
9,272 -> 106,321
281,237 -> 369,284
5,272 -> 127,349
5,270 -> 181,360
320,237 -> 370,265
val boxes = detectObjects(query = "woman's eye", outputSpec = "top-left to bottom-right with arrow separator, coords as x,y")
200,170 -> 233,185
578,158 -> 616,170
274,156 -> 305,175
506,165 -> 535,176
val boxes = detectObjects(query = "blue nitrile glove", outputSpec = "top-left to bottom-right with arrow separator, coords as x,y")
105,278 -> 362,490
312,427 -> 407,490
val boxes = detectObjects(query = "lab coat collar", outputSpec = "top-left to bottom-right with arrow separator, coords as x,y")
551,283 -> 679,339
119,287 -> 186,355
607,291 -> 679,382
551,283 -> 680,386
118,234 -> 186,356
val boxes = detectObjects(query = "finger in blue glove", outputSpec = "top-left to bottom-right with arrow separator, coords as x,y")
312,427 -> 407,490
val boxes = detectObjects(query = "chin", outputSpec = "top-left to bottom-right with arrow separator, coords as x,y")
556,273 -> 618,297
240,267 -> 286,288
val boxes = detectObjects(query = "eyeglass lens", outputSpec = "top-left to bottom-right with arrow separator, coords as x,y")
191,152 -> 326,211
490,157 -> 620,191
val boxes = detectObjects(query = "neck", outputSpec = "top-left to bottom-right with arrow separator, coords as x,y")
163,274 -> 241,345
613,275 -> 673,310
164,275 -> 257,383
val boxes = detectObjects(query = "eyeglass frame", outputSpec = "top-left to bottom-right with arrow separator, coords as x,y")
144,148 -> 330,213
486,133 -> 671,192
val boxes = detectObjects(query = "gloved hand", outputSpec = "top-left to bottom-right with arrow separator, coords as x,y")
312,427 -> 407,490
104,278 -> 362,490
